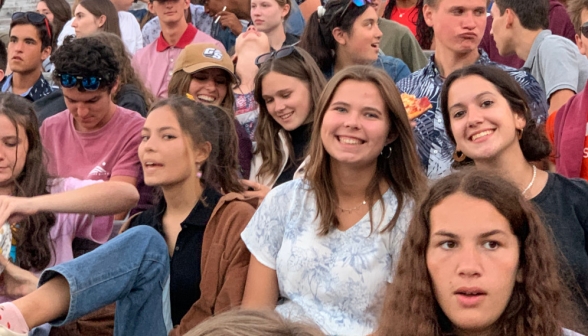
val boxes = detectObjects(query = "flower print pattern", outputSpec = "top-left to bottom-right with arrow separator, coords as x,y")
241,179 -> 413,335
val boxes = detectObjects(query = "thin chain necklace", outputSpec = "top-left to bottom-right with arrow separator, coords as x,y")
337,200 -> 367,214
396,5 -> 414,17
521,165 -> 537,196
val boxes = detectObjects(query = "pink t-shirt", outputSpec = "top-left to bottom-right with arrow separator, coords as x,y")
40,106 -> 145,181
132,24 -> 225,99
0,177 -> 113,303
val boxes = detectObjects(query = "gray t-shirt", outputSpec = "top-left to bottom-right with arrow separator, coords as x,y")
523,30 -> 588,99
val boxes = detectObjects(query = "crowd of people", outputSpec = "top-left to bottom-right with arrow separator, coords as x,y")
0,0 -> 583,335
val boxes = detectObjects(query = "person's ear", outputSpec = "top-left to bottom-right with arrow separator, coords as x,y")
576,34 -> 587,56
41,45 -> 51,62
281,3 -> 290,20
423,4 -> 434,28
97,14 -> 106,28
0,69 -> 6,82
332,27 -> 347,46
194,141 -> 212,164
109,77 -> 120,98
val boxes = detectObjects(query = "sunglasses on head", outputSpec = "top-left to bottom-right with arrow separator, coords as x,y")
12,12 -> 52,40
582,22 -> 588,39
338,0 -> 371,21
255,46 -> 301,67
57,74 -> 103,91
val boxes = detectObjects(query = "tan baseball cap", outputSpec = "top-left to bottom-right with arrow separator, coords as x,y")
173,43 -> 237,82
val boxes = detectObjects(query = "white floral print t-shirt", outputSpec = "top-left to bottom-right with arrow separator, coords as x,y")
241,179 -> 412,335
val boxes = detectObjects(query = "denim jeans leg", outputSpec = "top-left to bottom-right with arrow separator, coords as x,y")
38,225 -> 170,336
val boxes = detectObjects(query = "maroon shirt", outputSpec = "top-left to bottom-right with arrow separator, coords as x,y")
480,0 -> 576,68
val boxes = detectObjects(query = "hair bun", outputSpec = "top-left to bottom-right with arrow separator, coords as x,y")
317,6 -> 326,19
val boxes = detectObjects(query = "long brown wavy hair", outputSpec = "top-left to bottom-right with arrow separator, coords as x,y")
150,97 -> 243,193
253,47 -> 326,181
0,94 -> 55,270
306,65 -> 427,235
89,32 -> 154,110
378,168 -> 586,336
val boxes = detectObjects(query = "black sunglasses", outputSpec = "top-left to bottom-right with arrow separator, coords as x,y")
255,46 -> 301,67
582,22 -> 588,39
57,74 -> 103,91
12,12 -> 52,39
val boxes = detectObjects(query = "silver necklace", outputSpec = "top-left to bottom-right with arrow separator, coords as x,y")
522,165 -> 537,196
337,200 -> 367,214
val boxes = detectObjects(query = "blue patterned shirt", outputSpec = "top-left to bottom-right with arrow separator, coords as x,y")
397,49 -> 548,179
1,73 -> 53,102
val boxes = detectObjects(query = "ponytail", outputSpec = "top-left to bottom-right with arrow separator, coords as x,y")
298,0 -> 370,72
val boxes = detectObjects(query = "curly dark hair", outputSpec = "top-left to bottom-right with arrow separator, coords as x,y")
378,168 -> 586,336
51,35 -> 120,91
382,0 -> 434,50
0,94 -> 56,271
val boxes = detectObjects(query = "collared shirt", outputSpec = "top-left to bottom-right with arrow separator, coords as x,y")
1,73 -> 53,102
142,4 -> 214,46
523,29 -> 588,99
397,49 -> 548,179
129,186 -> 222,326
132,23 -> 225,99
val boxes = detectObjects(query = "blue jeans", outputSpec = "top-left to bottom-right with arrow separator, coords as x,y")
38,226 -> 171,336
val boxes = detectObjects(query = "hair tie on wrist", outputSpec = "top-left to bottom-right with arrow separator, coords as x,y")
317,6 -> 326,19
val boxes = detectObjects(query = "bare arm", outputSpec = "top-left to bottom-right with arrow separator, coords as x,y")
548,89 -> 576,115
241,255 -> 280,310
0,180 -> 139,225
108,176 -> 139,220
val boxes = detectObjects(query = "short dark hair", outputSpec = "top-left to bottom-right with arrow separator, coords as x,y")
51,36 -> 120,91
494,0 -> 549,30
9,14 -> 53,51
0,40 -> 6,72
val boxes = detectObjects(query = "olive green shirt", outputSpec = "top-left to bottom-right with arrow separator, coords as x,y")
378,18 -> 427,72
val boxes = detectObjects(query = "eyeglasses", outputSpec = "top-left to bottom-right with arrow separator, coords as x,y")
338,0 -> 370,21
582,22 -> 588,39
57,74 -> 103,91
12,12 -> 52,40
255,46 -> 300,67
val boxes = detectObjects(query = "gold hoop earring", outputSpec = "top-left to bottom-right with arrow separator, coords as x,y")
453,150 -> 466,162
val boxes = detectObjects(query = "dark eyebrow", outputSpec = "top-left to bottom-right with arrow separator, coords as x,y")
479,229 -> 508,239
432,230 -> 458,239
448,91 -> 494,110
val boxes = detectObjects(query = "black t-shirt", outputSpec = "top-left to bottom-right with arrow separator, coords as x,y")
531,173 -> 588,315
129,187 -> 222,325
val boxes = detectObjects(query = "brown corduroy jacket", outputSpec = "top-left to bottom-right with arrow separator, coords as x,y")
168,192 -> 256,336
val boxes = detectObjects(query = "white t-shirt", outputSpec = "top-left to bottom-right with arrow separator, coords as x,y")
241,179 -> 412,336
57,12 -> 143,55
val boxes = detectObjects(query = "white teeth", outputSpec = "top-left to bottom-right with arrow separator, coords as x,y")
197,95 -> 215,102
339,137 -> 362,145
471,130 -> 493,141
280,112 -> 293,120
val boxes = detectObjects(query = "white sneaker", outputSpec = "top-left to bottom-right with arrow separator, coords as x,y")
0,325 -> 26,336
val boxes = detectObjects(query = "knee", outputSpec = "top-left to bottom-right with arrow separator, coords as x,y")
124,225 -> 167,254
